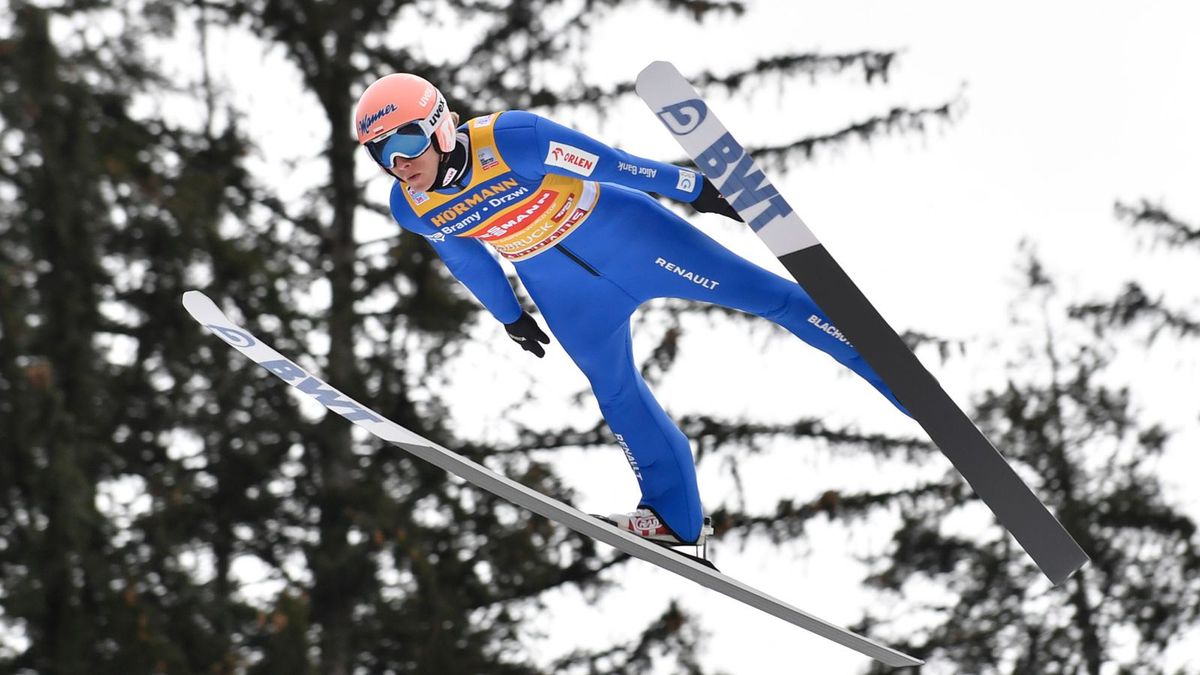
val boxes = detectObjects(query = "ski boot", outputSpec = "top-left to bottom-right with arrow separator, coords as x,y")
599,508 -> 717,570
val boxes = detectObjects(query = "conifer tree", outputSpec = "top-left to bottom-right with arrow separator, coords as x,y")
850,253 -> 1200,674
1,0 -> 957,671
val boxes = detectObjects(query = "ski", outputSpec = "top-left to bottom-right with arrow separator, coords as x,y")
183,290 -> 921,668
635,60 -> 1089,586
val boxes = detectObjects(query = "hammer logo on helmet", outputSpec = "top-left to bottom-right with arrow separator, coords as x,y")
358,103 -> 397,136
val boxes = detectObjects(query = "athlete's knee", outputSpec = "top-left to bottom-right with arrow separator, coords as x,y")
591,381 -> 630,407
585,367 -> 642,406
760,292 -> 794,323
757,281 -> 815,322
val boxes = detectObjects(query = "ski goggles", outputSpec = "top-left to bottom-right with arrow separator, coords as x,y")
364,90 -> 449,169
365,121 -> 433,168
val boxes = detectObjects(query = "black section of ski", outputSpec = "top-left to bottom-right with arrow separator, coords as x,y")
556,244 -> 600,276
779,245 -> 1089,585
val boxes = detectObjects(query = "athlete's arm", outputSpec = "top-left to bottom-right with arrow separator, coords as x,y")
493,111 -> 703,202
390,186 -> 523,324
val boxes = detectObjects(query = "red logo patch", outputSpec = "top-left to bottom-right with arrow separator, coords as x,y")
479,190 -> 558,241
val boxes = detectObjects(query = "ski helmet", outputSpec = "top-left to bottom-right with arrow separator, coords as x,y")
354,73 -> 456,170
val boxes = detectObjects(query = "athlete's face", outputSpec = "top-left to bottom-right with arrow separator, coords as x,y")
389,145 -> 439,192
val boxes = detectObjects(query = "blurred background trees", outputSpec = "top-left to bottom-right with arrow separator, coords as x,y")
855,241 -> 1200,673
2,0 -> 1196,673
0,1 -> 952,673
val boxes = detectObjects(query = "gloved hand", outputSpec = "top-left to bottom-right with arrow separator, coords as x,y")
505,312 -> 551,358
690,176 -> 743,222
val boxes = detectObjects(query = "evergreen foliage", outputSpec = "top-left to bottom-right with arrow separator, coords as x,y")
0,1 -> 961,672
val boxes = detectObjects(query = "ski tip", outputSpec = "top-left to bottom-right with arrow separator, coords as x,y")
181,290 -> 217,320
635,60 -> 680,94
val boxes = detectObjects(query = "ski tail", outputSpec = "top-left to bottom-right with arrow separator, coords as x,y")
635,60 -> 1088,585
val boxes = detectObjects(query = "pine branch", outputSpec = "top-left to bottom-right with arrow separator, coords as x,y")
526,48 -> 901,112
549,601 -> 713,675
475,547 -> 629,609
693,50 -> 898,88
487,413 -> 931,464
680,413 -> 934,461
1069,282 -> 1200,341
900,329 -> 968,363
1116,199 -> 1200,248
749,97 -> 961,171
720,481 -> 960,545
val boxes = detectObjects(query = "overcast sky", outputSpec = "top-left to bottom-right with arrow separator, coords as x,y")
177,1 -> 1200,672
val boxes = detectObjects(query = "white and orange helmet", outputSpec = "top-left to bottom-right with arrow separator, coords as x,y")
354,73 -> 456,169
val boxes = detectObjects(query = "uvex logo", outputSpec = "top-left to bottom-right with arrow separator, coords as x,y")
359,103 -> 397,135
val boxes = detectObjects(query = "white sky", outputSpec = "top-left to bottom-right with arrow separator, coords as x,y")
124,0 -> 1200,672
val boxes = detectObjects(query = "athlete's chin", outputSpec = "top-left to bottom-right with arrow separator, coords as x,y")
405,173 -> 434,193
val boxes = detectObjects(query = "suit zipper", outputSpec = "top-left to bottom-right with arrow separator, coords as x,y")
555,244 -> 600,276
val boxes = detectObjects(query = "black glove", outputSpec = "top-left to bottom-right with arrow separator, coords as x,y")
505,312 -> 551,358
690,176 -> 743,222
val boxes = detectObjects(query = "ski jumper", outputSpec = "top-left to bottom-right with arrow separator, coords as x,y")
389,111 -> 907,543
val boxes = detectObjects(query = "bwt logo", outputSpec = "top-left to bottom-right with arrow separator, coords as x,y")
358,103 -> 396,135
656,98 -> 708,135
260,359 -> 383,423
696,133 -> 794,233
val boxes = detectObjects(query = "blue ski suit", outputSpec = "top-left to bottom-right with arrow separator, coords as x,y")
389,111 -> 905,543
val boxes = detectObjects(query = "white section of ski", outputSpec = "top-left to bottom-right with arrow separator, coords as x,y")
182,290 -> 921,668
635,61 -> 819,256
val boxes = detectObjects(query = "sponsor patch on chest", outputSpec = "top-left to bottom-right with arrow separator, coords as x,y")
407,185 -> 429,205
477,146 -> 499,171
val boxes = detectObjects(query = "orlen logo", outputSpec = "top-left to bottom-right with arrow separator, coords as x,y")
358,103 -> 397,136
545,142 -> 599,176
656,98 -> 708,135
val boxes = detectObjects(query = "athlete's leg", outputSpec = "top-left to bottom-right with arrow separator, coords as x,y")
596,193 -> 909,416
516,251 -> 706,542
